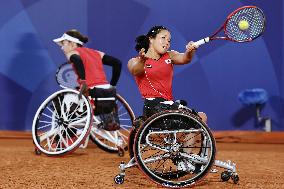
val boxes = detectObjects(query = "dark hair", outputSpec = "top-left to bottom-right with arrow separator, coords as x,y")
135,25 -> 169,53
65,29 -> 88,46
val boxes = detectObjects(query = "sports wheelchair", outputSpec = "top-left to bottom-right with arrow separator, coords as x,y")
114,108 -> 239,188
32,88 -> 134,156
32,63 -> 135,156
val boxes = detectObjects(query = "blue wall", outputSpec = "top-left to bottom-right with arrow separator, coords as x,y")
0,0 -> 283,131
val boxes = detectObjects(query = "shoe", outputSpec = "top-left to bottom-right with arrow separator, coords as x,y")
177,159 -> 195,172
104,122 -> 120,131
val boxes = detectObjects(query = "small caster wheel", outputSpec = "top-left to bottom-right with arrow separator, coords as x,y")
35,148 -> 41,155
231,174 -> 239,184
124,146 -> 128,151
221,171 -> 231,182
114,175 -> 124,184
118,148 -> 124,157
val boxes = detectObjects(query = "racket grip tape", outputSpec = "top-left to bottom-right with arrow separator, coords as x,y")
193,37 -> 210,46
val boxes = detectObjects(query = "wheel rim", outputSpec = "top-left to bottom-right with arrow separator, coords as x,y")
134,111 -> 216,187
32,89 -> 92,155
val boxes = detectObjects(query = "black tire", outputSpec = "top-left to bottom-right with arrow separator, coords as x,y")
134,110 -> 216,188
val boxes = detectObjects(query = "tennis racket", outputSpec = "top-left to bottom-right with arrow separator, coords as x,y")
56,62 -> 79,89
193,6 -> 266,46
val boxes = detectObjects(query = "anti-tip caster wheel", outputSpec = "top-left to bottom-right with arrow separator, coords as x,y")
221,171 -> 231,182
114,174 -> 124,184
35,148 -> 41,155
231,174 -> 239,184
118,148 -> 124,157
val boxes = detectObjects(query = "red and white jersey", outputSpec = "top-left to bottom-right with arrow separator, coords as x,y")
75,47 -> 108,87
135,52 -> 174,101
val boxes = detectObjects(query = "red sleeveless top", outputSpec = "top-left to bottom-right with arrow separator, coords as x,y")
135,53 -> 174,100
75,47 -> 108,87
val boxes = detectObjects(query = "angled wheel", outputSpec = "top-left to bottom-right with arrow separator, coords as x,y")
134,110 -> 216,188
89,94 -> 135,153
32,89 -> 93,156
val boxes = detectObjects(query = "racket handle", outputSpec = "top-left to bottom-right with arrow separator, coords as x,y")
193,37 -> 210,46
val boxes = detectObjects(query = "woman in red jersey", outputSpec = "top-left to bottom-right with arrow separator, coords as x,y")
128,25 -> 207,122
128,25 -> 207,172
53,29 -> 122,130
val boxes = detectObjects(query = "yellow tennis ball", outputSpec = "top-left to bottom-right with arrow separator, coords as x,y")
238,20 -> 249,30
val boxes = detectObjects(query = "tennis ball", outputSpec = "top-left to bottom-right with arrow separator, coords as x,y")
238,20 -> 249,30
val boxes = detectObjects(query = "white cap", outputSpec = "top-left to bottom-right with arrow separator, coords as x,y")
53,33 -> 83,46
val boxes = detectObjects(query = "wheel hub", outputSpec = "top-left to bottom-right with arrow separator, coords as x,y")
170,143 -> 180,153
57,118 -> 64,125
57,118 -> 69,128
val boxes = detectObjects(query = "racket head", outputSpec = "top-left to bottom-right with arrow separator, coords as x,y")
56,63 -> 79,89
223,6 -> 265,42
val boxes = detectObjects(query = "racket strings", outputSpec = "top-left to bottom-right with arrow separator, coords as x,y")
226,7 -> 265,42
56,63 -> 79,89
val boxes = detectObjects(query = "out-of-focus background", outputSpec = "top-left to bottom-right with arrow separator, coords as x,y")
0,0 -> 283,131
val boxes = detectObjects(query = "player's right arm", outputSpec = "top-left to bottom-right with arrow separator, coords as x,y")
169,41 -> 198,65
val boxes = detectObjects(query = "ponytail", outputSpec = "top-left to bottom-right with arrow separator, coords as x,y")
135,35 -> 149,53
